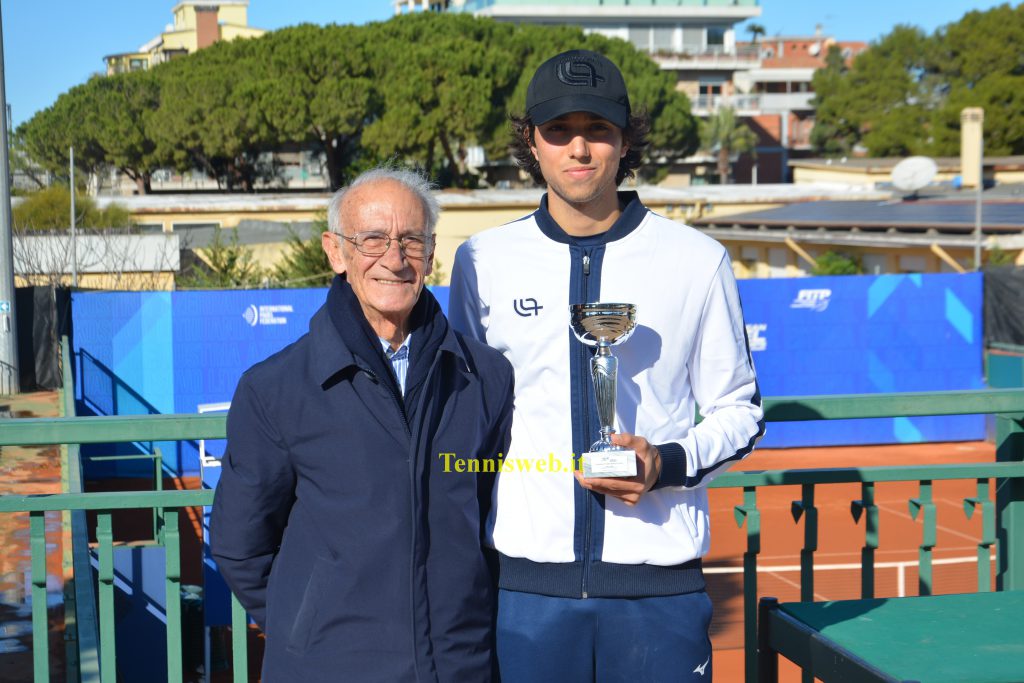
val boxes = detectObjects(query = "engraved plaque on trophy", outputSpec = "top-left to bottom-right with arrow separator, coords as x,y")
569,303 -> 638,478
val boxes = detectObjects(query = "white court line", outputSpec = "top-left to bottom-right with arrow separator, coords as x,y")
704,554 -> 993,574
874,501 -> 980,543
760,569 -> 831,602
705,554 -> 994,598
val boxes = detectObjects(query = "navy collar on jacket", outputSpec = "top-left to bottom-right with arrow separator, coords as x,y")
312,276 -> 469,391
534,190 -> 646,246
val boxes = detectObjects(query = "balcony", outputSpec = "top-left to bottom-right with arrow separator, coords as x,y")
691,92 -> 815,116
692,93 -> 763,115
652,45 -> 762,71
2,340 -> 1023,682
757,92 -> 815,112
460,0 -> 761,12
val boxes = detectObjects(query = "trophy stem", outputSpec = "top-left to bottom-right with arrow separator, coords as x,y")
591,343 -> 617,446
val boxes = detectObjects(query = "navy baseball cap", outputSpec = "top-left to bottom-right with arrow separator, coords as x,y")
526,49 -> 631,129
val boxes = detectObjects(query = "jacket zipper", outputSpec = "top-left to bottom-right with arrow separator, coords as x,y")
580,248 -> 593,599
370,367 -> 419,678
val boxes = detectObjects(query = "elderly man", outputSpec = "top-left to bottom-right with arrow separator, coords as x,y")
211,167 -> 514,682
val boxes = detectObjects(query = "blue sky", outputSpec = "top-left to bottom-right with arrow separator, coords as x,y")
1,0 -> 1011,127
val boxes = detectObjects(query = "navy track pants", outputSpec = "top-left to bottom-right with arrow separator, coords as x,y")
496,588 -> 714,682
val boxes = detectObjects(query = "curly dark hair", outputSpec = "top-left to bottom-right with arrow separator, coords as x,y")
509,111 -> 651,186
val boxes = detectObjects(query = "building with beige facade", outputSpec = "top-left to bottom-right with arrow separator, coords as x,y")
105,1 -> 265,76
81,178 -> 1022,290
789,156 -> 1024,188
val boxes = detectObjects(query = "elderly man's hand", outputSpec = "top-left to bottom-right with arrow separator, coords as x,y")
574,433 -> 662,506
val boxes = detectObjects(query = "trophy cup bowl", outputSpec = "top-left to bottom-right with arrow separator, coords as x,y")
569,303 -> 637,347
569,303 -> 638,478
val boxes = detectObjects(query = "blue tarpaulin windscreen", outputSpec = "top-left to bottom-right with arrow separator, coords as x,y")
737,272 -> 984,447
72,273 -> 984,471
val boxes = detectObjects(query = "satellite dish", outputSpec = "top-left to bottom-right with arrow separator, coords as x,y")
809,42 -> 821,56
891,156 -> 938,197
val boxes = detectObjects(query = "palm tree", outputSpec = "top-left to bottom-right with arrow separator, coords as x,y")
699,107 -> 757,184
747,23 -> 766,44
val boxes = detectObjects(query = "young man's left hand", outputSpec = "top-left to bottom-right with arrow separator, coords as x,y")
574,433 -> 662,505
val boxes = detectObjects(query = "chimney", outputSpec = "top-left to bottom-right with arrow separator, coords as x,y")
195,5 -> 221,50
960,107 -> 984,189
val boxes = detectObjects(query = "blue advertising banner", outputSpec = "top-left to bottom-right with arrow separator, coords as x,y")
73,288 -> 328,478
737,272 -> 984,447
72,273 -> 985,467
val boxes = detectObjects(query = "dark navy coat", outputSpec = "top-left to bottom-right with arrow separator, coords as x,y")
211,283 -> 513,682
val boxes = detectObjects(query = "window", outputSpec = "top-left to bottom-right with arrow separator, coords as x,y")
629,26 -> 651,51
707,27 -> 726,47
652,26 -> 674,52
681,27 -> 703,52
740,246 -> 761,270
898,254 -> 927,273
861,253 -> 887,275
700,75 -> 726,95
129,58 -> 147,71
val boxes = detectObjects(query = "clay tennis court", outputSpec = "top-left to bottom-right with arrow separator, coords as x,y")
706,440 -> 996,681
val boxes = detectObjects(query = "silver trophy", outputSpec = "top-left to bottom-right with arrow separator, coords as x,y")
569,303 -> 638,478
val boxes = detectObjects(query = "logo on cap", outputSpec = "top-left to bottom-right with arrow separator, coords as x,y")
556,59 -> 606,88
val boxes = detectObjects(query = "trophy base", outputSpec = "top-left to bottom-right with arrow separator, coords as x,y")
581,450 -> 637,479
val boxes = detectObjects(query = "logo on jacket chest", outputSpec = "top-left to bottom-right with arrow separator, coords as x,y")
513,298 -> 544,317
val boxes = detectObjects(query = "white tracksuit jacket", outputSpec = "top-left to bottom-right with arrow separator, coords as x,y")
449,191 -> 765,598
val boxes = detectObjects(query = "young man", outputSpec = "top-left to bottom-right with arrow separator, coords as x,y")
449,50 -> 765,681
212,167 -> 513,682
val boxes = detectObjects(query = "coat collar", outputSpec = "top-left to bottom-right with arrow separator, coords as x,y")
311,278 -> 470,387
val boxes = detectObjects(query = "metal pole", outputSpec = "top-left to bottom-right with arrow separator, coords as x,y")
974,136 -> 984,271
70,146 -> 77,286
0,0 -> 21,394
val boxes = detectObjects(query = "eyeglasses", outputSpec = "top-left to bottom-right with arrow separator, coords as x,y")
339,231 -> 434,258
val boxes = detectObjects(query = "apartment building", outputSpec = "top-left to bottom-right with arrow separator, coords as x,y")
729,33 -> 868,182
396,0 -> 762,106
104,1 -> 265,75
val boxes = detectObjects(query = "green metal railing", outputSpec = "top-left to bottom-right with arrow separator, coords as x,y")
2,387 -> 1022,683
709,388 -> 1024,681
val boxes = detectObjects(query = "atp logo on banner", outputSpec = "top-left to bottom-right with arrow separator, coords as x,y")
243,304 -> 294,327
790,289 -> 832,312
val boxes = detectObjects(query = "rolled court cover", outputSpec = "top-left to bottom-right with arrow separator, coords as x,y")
984,266 -> 1024,346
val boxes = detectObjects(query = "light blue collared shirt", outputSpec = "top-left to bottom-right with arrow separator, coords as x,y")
380,334 -> 411,396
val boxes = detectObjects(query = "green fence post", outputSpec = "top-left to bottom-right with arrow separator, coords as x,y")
164,510 -> 182,683
909,481 -> 935,596
154,448 -> 164,544
963,478 -> 995,592
996,413 -> 1024,590
791,485 -> 817,683
231,595 -> 249,683
30,511 -> 49,683
791,484 -> 817,603
96,512 -> 116,683
851,481 -> 878,598
60,336 -> 80,683
734,486 -> 760,683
